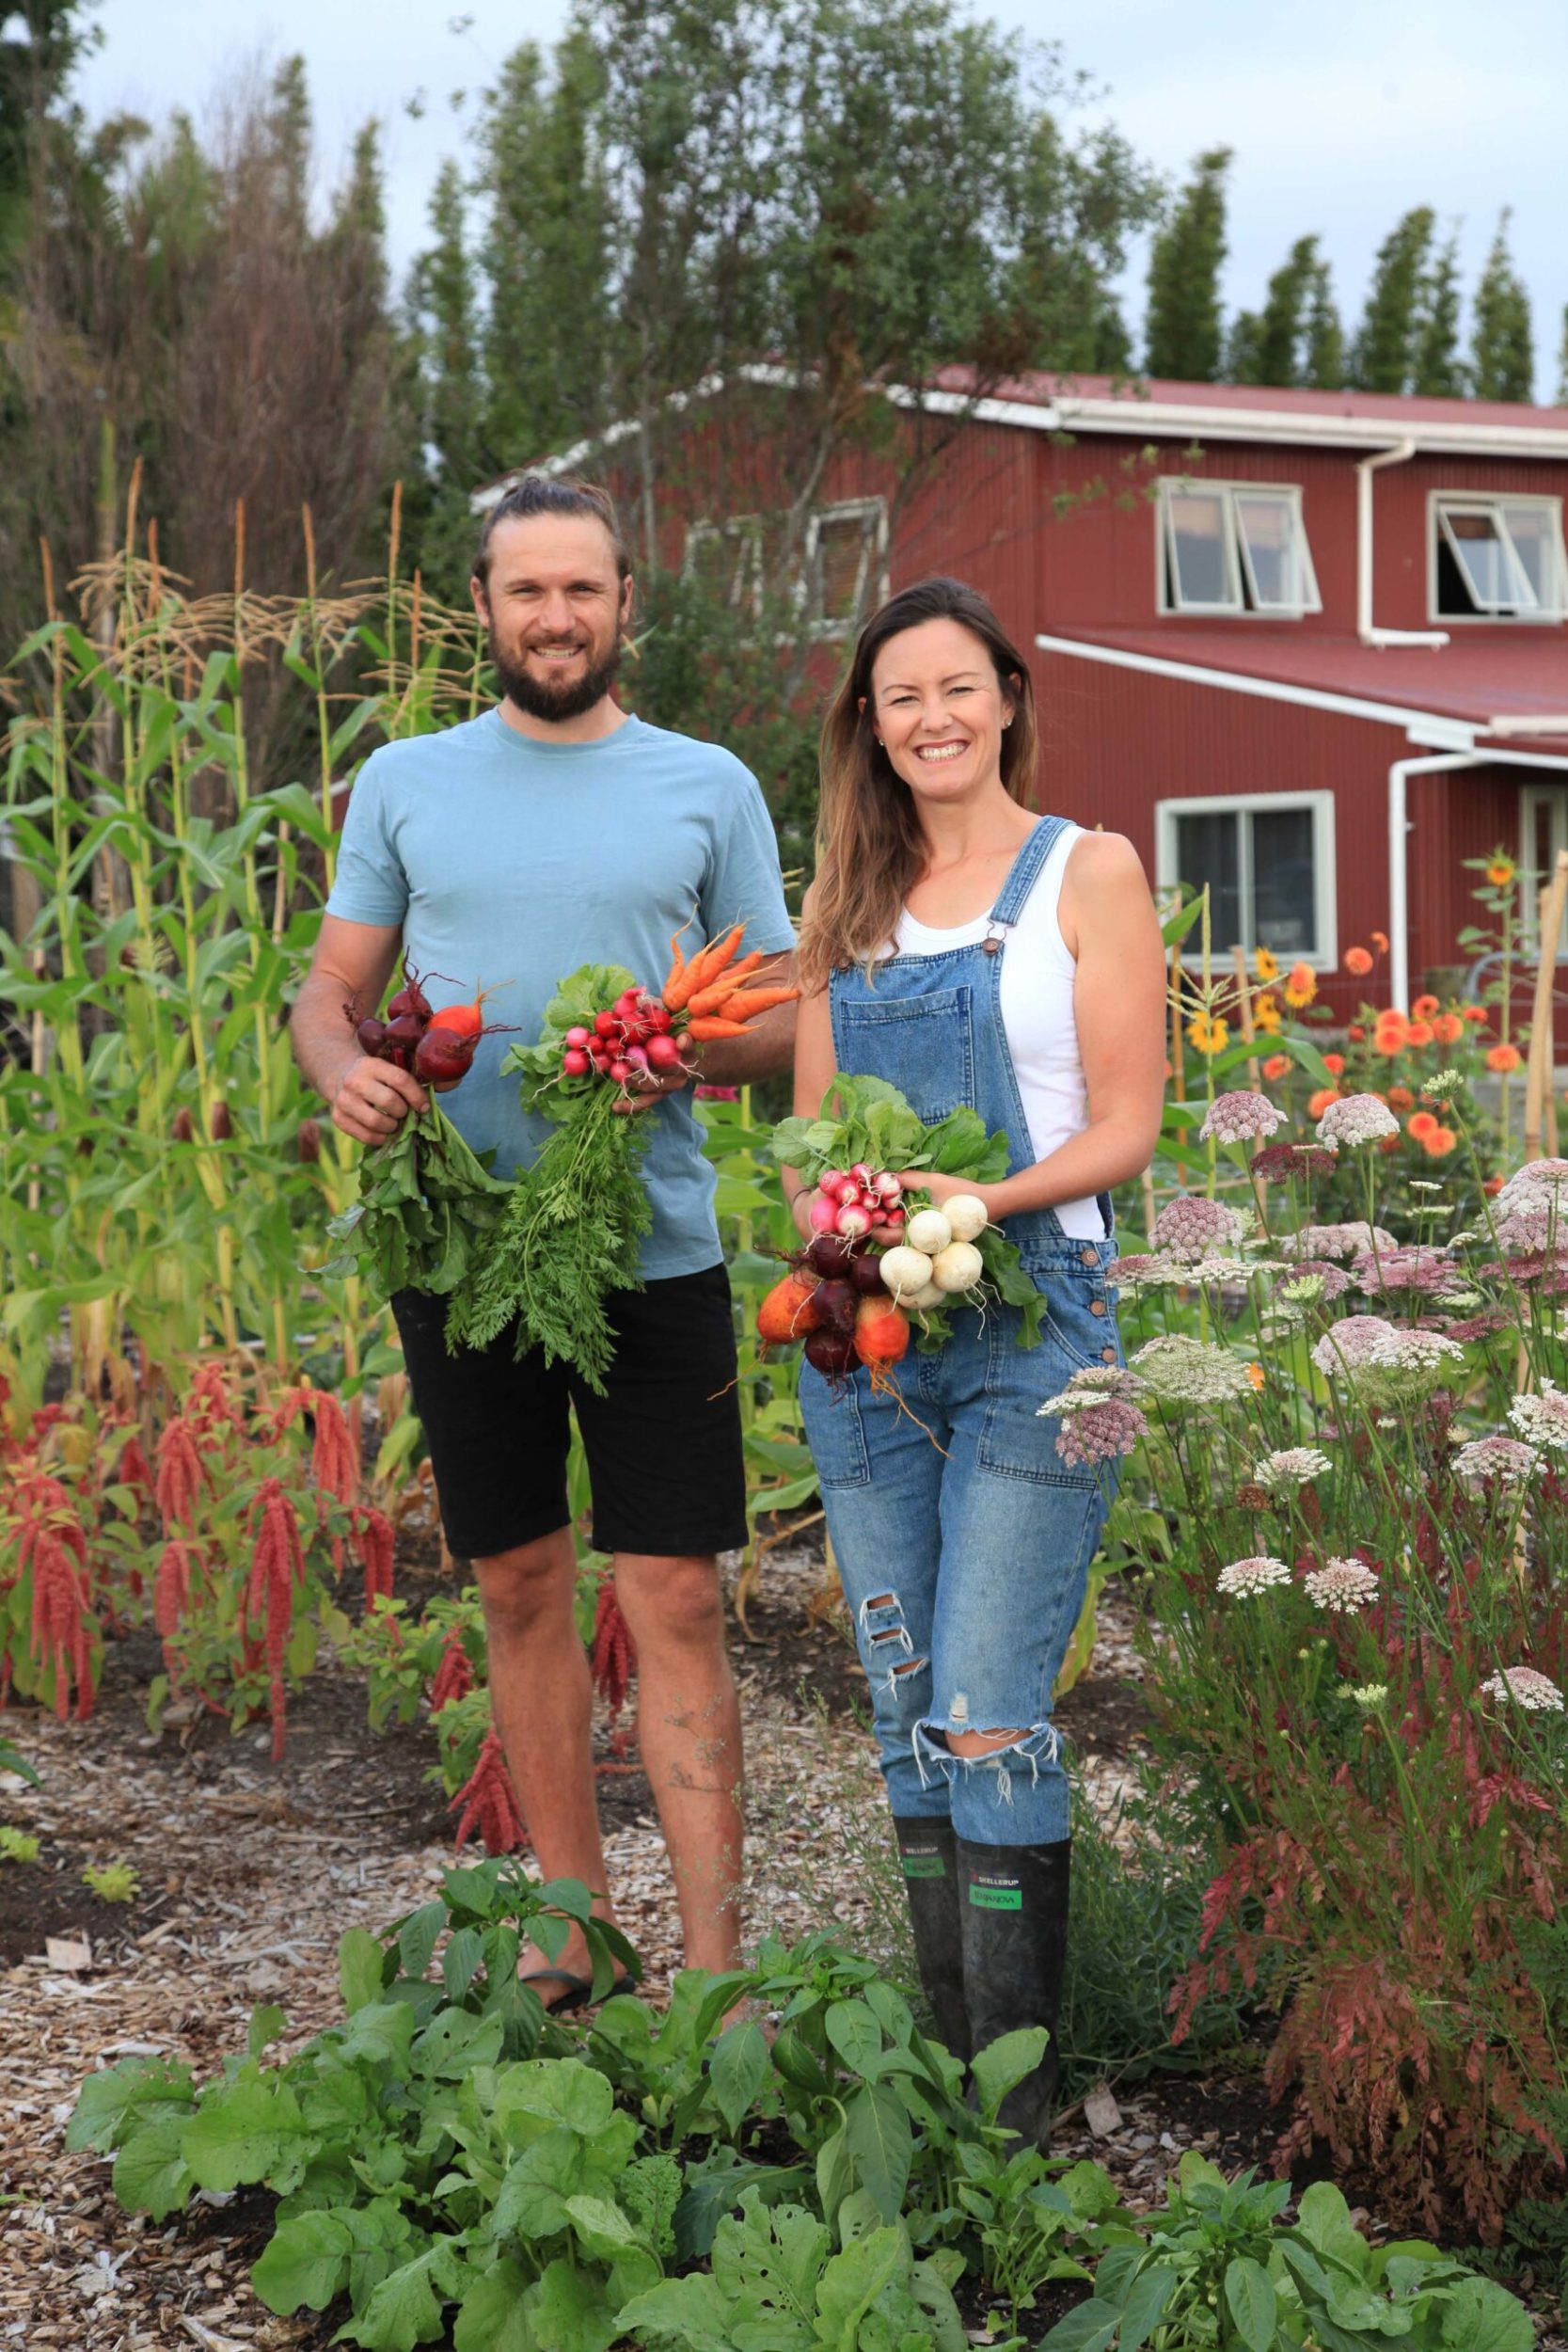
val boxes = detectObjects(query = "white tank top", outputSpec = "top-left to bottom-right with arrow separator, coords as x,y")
893,822 -> 1101,1241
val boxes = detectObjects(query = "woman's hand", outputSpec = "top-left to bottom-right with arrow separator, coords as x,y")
896,1169 -> 1008,1220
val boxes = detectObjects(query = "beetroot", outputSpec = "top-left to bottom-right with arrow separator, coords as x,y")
847,1249 -> 888,1295
356,1015 -> 388,1057
385,1012 -> 423,1049
804,1328 -> 857,1380
414,1025 -> 477,1086
805,1232 -> 854,1277
811,1278 -> 859,1333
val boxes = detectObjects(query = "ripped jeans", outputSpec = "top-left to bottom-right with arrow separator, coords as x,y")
799,1273 -> 1119,1847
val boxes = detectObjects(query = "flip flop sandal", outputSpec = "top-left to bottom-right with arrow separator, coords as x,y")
517,1969 -> 635,2015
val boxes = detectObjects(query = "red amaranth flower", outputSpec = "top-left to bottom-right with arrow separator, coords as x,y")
449,1727 -> 529,1854
591,1581 -> 638,1729
245,1477 -> 306,1761
187,1362 -> 244,1435
118,1434 -> 155,1507
152,1539 -> 201,1639
28,1522 -> 95,1721
430,1627 -> 475,1714
154,1418 -> 208,1533
354,1505 -> 395,1613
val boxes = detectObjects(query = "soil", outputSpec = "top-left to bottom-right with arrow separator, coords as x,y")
0,1530 -> 1551,2351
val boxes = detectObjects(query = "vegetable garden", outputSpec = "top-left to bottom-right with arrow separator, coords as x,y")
3,531 -> 1566,2348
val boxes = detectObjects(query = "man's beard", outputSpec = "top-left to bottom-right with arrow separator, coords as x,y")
490,627 -> 623,723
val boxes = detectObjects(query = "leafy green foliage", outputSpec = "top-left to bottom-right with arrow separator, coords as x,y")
444,967 -> 654,1392
324,1104 -> 513,1303
69,1869 -> 1529,2352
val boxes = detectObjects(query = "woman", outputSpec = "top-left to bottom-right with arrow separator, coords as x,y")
785,577 -> 1165,2144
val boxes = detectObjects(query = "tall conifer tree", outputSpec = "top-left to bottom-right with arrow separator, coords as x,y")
1469,211 -> 1534,402
1144,148 -> 1231,381
1352,206 -> 1434,391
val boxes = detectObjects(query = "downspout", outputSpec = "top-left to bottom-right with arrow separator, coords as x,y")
1387,752 -> 1479,1012
1357,440 -> 1449,650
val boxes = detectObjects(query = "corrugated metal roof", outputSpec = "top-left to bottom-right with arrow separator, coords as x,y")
1042,626 -> 1568,753
935,368 -> 1568,437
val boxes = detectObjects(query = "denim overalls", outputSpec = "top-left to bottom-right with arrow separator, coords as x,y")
797,815 -> 1122,1846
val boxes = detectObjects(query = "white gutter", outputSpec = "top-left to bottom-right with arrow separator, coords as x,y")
1356,441 -> 1449,650
1484,714 -> 1568,738
1033,630 -> 1474,748
1386,754 -> 1479,1011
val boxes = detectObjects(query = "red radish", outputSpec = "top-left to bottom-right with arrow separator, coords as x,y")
836,1204 -> 872,1240
564,1025 -> 591,1049
818,1168 -> 846,1195
646,1032 -> 683,1071
757,1270 -> 822,1345
594,1010 -> 621,1038
853,1295 -> 911,1383
833,1176 -> 863,1205
808,1194 -> 841,1235
850,1163 -> 875,1190
884,1208 -> 906,1232
608,1058 -> 632,1085
869,1208 -> 889,1227
562,1049 -> 591,1076
646,1005 -> 673,1034
876,1173 -> 903,1200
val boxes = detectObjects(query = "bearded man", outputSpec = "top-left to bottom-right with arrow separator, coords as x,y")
291,473 -> 796,2001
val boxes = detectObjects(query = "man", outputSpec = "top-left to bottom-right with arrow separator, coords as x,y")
291,473 -> 797,2001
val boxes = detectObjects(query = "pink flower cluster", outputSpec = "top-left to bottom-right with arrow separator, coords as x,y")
1304,1557 -> 1380,1613
1150,1193 -> 1245,1263
1200,1090 -> 1285,1147
1054,1396 -> 1150,1469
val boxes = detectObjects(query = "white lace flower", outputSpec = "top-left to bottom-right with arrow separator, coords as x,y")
1255,1446 -> 1332,1490
1104,1252 -> 1180,1287
1304,1557 -> 1380,1613
1200,1090 -> 1286,1146
1494,1159 -> 1568,1221
1479,1666 -> 1564,1713
1039,1365 -> 1145,1417
1508,1384 -> 1568,1453
1217,1555 -> 1291,1597
1316,1093 -> 1401,1151
1150,1195 -> 1245,1263
1281,1222 -> 1399,1263
1132,1334 -> 1259,1405
1420,1070 -> 1465,1103
1451,1436 -> 1543,1488
1346,1682 -> 1388,1708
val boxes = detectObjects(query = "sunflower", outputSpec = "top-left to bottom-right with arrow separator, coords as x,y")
1187,1011 -> 1229,1056
1252,993 -> 1281,1034
1283,962 -> 1317,1009
1486,857 -> 1516,888
1253,946 -> 1280,983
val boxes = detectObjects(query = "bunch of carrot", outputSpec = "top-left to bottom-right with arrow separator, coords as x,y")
557,925 -> 796,1092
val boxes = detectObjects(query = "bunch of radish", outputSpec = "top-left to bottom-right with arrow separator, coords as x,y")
803,1163 -> 908,1244
874,1196 -> 990,1311
560,984 -> 689,1091
348,959 -> 514,1093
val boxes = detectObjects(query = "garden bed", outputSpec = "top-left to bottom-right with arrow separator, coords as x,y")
0,1543 -> 1440,2352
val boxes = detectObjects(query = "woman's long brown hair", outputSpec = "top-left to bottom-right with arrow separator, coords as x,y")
800,577 -> 1040,993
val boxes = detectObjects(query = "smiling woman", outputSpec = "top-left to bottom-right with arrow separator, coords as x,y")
784,574 -> 1166,2153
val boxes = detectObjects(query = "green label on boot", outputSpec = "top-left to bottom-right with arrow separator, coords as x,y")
900,1851 -> 946,1880
968,1880 -> 1023,1911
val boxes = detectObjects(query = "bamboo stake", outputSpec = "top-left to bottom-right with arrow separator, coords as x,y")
1231,945 -> 1260,1089
1523,851 -> 1568,1167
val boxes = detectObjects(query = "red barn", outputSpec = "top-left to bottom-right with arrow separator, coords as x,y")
479,372 -> 1568,1029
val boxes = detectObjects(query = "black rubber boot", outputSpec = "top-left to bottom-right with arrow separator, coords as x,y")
894,1816 -> 972,2062
957,1834 -> 1071,2149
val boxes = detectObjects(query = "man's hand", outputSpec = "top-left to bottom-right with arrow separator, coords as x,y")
332,1055 -> 429,1146
610,1063 -> 697,1117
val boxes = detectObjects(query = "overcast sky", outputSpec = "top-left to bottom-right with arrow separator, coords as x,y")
69,0 -> 1568,402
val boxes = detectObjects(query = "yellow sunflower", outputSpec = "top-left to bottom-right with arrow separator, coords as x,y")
1486,857 -> 1516,888
1283,961 -> 1317,1009
1253,994 -> 1282,1034
1187,1011 -> 1229,1056
1253,946 -> 1280,984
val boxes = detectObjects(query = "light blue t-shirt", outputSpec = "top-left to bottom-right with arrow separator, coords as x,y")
326,707 -> 796,1279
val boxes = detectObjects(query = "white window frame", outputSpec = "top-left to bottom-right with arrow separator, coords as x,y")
1520,784 -> 1568,958
1155,789 -> 1338,970
1428,492 -> 1568,625
1157,480 -> 1322,619
802,497 -> 889,639
683,515 -> 765,615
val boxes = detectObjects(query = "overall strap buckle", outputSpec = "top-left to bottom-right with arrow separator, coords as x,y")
980,918 -> 1011,957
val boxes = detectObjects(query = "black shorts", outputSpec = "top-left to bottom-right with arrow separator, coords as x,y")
389,1264 -> 748,1563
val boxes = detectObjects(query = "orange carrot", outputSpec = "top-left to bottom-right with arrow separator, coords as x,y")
686,950 -> 766,1017
717,983 -> 799,1022
686,1014 -> 750,1041
686,922 -> 745,993
662,929 -> 690,1007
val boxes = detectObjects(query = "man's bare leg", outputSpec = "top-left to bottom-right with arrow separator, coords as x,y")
613,1551 -> 744,1975
473,1524 -> 610,1989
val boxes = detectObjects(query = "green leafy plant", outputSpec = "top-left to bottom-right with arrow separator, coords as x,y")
0,1825 -> 40,1863
82,1860 -> 141,1903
